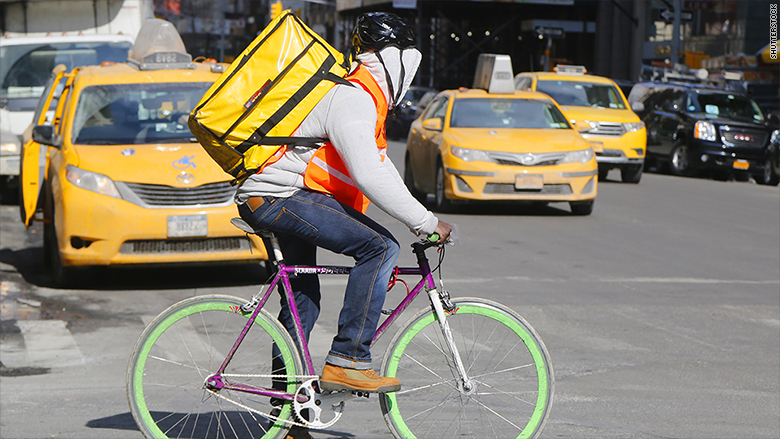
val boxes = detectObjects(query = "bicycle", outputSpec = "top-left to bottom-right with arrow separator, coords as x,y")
126,218 -> 554,439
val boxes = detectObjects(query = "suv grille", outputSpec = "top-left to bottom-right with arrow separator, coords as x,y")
124,181 -> 233,206
120,237 -> 251,254
484,183 -> 572,195
488,151 -> 566,166
720,126 -> 768,148
582,121 -> 625,137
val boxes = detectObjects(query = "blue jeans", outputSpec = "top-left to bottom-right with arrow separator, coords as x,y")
238,190 -> 400,369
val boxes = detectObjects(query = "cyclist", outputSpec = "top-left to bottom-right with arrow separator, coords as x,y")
236,11 -> 451,432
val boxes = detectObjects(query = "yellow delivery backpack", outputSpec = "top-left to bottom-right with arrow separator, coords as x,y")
189,11 -> 351,184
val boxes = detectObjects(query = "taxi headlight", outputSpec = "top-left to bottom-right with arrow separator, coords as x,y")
771,129 -> 780,145
65,165 -> 121,199
0,141 -> 20,155
450,145 -> 494,163
561,148 -> 594,164
623,121 -> 645,132
694,121 -> 717,141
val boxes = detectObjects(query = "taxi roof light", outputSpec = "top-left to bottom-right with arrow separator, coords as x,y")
472,54 -> 515,94
554,65 -> 587,75
127,18 -> 194,71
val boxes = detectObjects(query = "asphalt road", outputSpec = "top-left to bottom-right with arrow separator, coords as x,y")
1,140 -> 779,438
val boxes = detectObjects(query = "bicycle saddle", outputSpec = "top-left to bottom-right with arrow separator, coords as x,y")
230,217 -> 274,238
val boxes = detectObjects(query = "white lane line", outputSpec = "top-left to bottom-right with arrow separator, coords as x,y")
305,323 -> 332,366
16,320 -> 84,367
318,276 -> 779,286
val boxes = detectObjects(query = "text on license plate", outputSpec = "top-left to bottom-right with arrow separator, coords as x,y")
167,215 -> 208,238
733,160 -> 749,170
515,174 -> 544,190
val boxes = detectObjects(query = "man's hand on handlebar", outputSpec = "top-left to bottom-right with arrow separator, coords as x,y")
432,220 -> 453,244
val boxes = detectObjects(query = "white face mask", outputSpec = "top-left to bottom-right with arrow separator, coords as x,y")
357,47 -> 422,109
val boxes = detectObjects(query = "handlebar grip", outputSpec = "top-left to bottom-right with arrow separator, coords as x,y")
428,233 -> 440,242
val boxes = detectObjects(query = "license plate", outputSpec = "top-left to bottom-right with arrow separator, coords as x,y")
588,141 -> 604,153
167,215 -> 208,238
515,174 -> 544,190
733,160 -> 749,170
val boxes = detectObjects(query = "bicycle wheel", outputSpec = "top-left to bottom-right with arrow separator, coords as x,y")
127,294 -> 303,439
380,297 -> 554,439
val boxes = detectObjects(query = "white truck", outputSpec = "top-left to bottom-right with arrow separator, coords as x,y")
0,0 -> 153,202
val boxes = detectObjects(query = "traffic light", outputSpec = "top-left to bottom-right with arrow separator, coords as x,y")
270,2 -> 282,20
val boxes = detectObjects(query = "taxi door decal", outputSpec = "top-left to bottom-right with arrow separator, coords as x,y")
20,69 -> 71,228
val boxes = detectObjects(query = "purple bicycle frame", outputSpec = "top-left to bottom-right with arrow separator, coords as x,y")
207,253 -> 438,403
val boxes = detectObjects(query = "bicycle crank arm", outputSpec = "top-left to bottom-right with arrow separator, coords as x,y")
318,389 -> 372,406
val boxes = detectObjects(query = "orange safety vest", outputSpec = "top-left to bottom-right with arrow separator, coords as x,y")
303,64 -> 388,213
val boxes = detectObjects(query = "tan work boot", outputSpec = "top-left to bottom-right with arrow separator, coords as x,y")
319,364 -> 401,393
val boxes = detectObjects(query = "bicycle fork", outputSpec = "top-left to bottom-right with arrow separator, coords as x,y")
426,288 -> 475,394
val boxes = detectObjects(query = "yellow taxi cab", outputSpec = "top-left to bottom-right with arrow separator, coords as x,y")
19,19 -> 267,285
514,66 -> 646,183
404,55 -> 597,215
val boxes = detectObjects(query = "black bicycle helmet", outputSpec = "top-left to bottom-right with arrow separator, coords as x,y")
351,12 -> 416,53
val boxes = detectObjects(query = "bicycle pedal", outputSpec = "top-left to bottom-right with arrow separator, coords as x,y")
350,390 -> 371,398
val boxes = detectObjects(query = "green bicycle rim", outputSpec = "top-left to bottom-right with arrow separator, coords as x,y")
131,300 -> 297,439
384,303 -> 550,439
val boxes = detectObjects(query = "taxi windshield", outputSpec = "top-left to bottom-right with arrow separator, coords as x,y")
449,98 -> 570,129
536,80 -> 627,109
72,82 -> 212,145
689,93 -> 765,122
0,41 -> 131,100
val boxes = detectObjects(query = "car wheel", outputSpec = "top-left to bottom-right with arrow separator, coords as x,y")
598,168 -> 609,181
434,163 -> 454,213
669,143 -> 691,176
569,200 -> 594,216
757,159 -> 780,186
404,155 -> 427,202
43,204 -> 77,287
0,176 -> 19,206
621,164 -> 643,183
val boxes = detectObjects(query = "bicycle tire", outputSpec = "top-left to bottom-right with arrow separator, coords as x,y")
127,294 -> 303,439
379,297 -> 554,439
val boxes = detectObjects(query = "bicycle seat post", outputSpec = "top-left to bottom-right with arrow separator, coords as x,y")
260,230 -> 284,264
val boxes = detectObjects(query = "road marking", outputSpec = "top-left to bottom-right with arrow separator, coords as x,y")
15,320 -> 84,367
307,323 -> 331,364
319,276 -> 779,286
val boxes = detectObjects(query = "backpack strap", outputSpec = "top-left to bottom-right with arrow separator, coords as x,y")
234,56 -> 354,153
234,136 -> 325,153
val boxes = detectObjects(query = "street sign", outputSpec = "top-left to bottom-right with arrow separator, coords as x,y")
534,26 -> 565,39
659,9 -> 693,23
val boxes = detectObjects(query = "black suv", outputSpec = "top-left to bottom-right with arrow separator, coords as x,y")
629,82 -> 780,185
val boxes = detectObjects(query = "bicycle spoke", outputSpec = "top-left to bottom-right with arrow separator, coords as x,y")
471,394 -> 525,432
476,381 -> 538,409
128,295 -> 302,439
381,299 -> 553,439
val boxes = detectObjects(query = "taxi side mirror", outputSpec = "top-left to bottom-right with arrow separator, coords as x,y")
32,125 -> 61,148
422,118 -> 443,131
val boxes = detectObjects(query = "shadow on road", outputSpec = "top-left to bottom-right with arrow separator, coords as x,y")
86,412 -> 359,438
429,201 -> 576,216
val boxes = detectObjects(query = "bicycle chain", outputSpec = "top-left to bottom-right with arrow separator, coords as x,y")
204,388 -> 311,429
221,373 -> 319,379
205,374 -> 323,429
